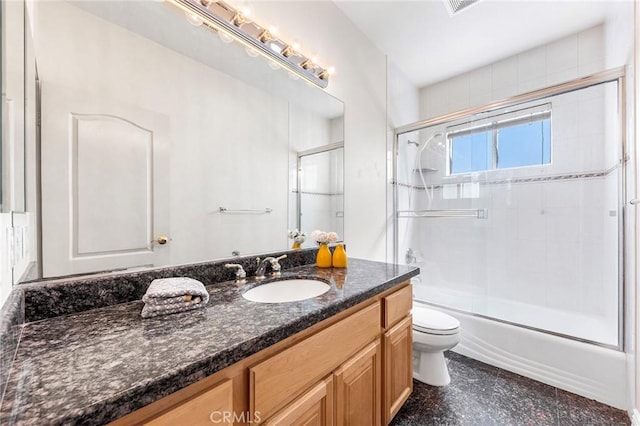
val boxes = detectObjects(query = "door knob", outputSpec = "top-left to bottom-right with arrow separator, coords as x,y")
153,236 -> 169,245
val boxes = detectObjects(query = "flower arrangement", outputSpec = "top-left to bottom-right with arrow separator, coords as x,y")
311,230 -> 339,245
287,229 -> 306,244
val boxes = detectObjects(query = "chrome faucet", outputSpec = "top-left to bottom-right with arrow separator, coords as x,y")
255,254 -> 287,279
224,263 -> 246,282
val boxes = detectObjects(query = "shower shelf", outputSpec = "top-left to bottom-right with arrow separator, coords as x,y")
397,208 -> 488,219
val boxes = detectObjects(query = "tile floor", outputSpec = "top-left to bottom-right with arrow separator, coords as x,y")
390,351 -> 630,426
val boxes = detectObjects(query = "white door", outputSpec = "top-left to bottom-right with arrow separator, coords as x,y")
41,82 -> 170,277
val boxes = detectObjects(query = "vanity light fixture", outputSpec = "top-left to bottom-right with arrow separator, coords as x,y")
167,0 -> 332,88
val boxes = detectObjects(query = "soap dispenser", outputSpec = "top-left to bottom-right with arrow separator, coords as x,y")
332,243 -> 347,268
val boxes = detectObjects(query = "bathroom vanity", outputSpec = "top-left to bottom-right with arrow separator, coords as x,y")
119,278 -> 413,425
0,254 -> 418,425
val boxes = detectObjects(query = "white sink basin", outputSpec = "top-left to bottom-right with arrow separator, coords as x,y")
243,279 -> 331,303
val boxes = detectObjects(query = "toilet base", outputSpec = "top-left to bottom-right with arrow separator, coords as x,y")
413,350 -> 451,387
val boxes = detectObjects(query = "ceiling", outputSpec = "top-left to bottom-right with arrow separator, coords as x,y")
335,0 -> 613,88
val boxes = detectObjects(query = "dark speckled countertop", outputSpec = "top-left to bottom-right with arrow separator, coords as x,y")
0,258 -> 418,425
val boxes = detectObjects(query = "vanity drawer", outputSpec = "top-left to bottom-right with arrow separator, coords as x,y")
145,379 -> 233,426
250,302 -> 381,421
383,284 -> 412,329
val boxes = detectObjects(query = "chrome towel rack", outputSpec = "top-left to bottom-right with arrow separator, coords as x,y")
219,207 -> 273,214
397,208 -> 488,219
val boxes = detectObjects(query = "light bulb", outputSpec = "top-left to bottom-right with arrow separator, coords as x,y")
241,6 -> 251,17
328,66 -> 336,75
245,47 -> 259,57
186,13 -> 203,26
311,56 -> 318,65
292,40 -> 301,51
218,31 -> 234,44
269,42 -> 281,54
269,26 -> 279,36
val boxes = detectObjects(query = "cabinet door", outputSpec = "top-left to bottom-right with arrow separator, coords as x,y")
264,376 -> 333,426
383,315 -> 413,424
334,339 -> 381,426
145,379 -> 233,426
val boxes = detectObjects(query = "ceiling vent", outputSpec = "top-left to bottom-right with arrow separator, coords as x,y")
445,0 -> 480,15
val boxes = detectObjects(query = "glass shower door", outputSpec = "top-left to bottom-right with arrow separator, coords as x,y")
297,145 -> 344,242
395,77 -> 622,348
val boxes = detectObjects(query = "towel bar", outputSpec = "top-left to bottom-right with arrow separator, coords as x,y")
219,207 -> 273,214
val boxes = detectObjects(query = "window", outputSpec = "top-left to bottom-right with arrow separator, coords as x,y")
448,104 -> 551,175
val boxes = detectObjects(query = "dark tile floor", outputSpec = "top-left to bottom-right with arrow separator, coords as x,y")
391,351 -> 630,426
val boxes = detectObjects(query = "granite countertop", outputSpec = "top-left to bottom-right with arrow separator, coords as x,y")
0,258 -> 418,425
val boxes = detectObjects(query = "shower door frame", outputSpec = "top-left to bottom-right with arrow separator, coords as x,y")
392,67 -> 627,351
296,142 -> 344,233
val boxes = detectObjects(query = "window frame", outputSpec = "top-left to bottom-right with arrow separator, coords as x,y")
446,104 -> 552,176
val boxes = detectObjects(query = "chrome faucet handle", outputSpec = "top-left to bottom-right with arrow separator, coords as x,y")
224,263 -> 246,280
254,257 -> 271,279
269,254 -> 287,273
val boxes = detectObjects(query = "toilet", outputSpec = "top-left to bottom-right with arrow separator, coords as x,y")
412,305 -> 461,386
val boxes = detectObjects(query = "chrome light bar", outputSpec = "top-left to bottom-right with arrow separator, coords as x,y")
167,0 -> 330,88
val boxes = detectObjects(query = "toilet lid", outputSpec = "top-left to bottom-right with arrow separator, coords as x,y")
412,306 -> 460,335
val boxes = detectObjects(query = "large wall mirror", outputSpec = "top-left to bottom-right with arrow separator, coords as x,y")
2,0 -> 344,281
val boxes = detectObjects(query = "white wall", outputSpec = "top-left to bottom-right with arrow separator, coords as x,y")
387,61 -> 420,262
601,0 -> 635,414
0,213 -> 12,306
248,2 -> 388,261
419,25 -> 607,121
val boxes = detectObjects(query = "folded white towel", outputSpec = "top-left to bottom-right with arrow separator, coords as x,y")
141,277 -> 209,318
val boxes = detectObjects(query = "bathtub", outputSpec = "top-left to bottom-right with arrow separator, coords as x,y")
413,299 -> 628,410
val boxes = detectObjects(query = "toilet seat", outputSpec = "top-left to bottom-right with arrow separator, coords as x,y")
413,306 -> 460,336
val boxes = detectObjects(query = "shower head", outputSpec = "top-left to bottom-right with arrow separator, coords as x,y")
421,132 -> 447,155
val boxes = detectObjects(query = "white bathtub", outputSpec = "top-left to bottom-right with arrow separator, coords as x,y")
413,300 -> 628,410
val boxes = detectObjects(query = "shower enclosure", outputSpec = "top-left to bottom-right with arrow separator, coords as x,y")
290,143 -> 344,244
394,69 -> 626,349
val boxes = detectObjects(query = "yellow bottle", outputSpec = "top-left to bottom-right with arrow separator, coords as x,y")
316,243 -> 332,268
332,243 -> 347,268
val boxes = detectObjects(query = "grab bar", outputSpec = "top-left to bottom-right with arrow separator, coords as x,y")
219,207 -> 273,214
397,208 -> 488,219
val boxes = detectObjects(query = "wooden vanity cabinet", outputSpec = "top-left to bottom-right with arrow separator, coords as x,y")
382,285 -> 413,424
113,282 -> 412,426
383,316 -> 413,424
334,339 -> 382,426
249,302 -> 381,421
144,379 -> 234,426
262,376 -> 334,426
